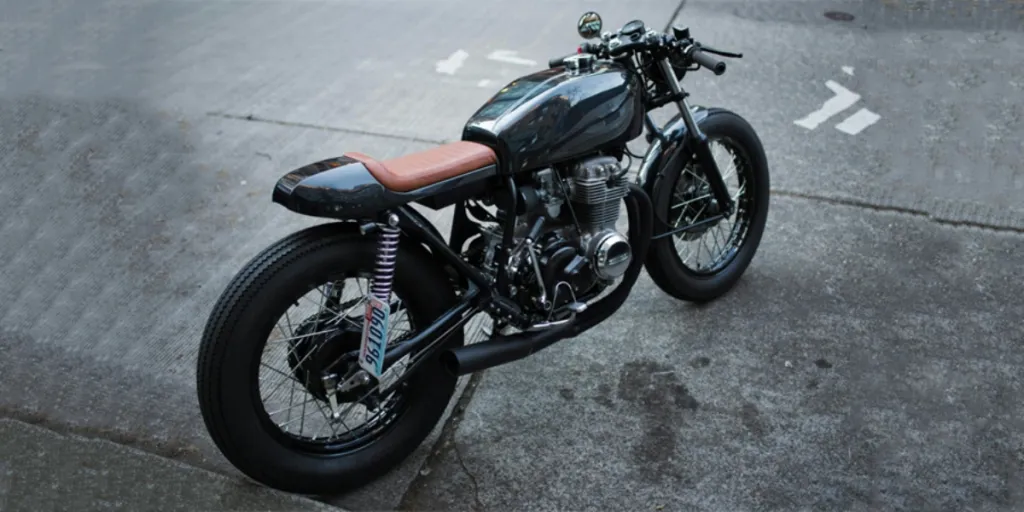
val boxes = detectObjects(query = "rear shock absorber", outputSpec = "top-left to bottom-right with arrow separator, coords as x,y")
347,212 -> 401,388
371,213 -> 400,301
331,213 -> 401,408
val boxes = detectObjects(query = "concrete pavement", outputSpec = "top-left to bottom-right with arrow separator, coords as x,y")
1,0 -> 1022,510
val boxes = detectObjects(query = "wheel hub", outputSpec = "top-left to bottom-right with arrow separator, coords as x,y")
287,313 -> 366,403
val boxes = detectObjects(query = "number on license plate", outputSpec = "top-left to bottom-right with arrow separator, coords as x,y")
358,295 -> 390,378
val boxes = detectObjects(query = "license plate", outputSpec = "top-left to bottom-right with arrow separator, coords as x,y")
358,295 -> 390,379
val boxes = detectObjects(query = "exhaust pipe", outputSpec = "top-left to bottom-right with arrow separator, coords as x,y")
441,321 -> 575,376
442,184 -> 653,377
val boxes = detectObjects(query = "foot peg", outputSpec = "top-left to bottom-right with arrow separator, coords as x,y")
567,302 -> 587,314
529,302 -> 587,331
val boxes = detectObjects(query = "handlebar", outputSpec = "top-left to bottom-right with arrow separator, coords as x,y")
546,26 -> 740,76
689,48 -> 726,75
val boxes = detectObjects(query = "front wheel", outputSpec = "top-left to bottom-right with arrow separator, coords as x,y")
196,223 -> 467,495
644,109 -> 770,303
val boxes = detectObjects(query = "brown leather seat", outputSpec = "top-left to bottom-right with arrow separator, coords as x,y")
345,141 -> 497,193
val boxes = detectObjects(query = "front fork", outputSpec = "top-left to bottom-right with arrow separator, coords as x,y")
656,58 -> 734,217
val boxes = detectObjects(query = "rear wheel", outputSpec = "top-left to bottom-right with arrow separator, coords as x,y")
644,109 -> 770,302
196,223 -> 467,495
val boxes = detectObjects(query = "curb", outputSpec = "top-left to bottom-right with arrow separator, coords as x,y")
0,419 -> 342,512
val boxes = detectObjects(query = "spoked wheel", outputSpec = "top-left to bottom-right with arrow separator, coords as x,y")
262,275 -> 414,453
645,109 -> 770,302
197,223 -> 469,495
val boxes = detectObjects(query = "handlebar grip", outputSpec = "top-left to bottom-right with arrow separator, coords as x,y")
691,49 -> 726,75
548,53 -> 577,68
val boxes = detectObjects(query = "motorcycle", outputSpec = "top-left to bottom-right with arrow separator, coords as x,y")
196,12 -> 769,495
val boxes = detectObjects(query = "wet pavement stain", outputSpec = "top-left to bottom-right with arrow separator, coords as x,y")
740,403 -> 766,437
690,356 -> 711,368
824,10 -> 856,21
616,360 -> 700,483
594,383 -> 615,409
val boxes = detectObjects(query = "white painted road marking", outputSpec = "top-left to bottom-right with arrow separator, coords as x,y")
835,108 -> 881,135
793,80 -> 861,130
487,50 -> 537,66
436,50 -> 469,75
477,79 -> 492,88
842,66 -> 854,76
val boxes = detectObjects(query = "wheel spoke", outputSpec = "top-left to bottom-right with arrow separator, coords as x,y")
268,397 -> 319,418
670,193 -> 712,211
261,361 -> 307,402
708,224 -> 725,263
266,327 -> 339,345
311,400 -> 342,440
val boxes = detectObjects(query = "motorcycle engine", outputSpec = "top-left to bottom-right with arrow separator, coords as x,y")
507,155 -> 632,313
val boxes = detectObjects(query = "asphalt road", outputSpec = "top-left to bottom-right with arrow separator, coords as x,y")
1,0 -> 1022,511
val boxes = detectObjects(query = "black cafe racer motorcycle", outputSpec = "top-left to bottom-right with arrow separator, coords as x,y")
197,12 -> 769,495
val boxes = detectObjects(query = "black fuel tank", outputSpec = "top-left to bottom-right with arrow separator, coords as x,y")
462,61 -> 644,174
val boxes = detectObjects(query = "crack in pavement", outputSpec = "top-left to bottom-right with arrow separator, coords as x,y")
773,189 -> 1024,234
0,404 -> 209,470
206,111 -> 450,145
453,439 -> 483,512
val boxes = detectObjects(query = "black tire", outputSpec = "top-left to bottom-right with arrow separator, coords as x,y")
196,222 -> 464,495
643,109 -> 770,303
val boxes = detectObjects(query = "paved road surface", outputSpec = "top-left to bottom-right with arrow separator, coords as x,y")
0,0 -> 1021,510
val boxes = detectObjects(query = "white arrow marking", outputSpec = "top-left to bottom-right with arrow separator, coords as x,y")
835,108 -> 880,135
436,50 -> 469,75
793,80 -> 860,130
842,66 -> 854,76
487,50 -> 537,67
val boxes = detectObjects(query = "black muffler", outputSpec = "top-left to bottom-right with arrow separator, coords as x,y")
441,321 -> 575,376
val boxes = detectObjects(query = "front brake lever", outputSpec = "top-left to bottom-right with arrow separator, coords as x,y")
699,44 -> 743,59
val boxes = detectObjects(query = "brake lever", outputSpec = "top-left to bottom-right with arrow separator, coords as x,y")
699,44 -> 743,59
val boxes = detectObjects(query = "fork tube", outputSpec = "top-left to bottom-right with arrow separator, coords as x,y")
656,59 -> 705,138
656,58 -> 734,215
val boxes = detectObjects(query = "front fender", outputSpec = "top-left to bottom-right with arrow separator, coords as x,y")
635,105 -> 721,198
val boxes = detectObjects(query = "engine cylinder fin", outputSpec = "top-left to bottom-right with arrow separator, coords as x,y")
569,157 -> 629,231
